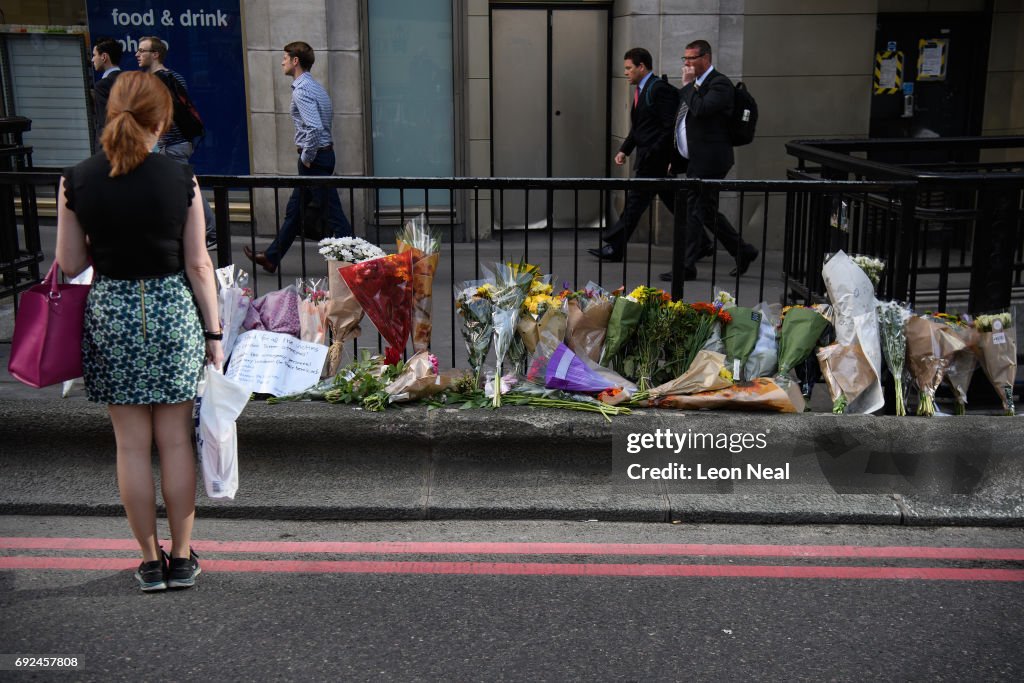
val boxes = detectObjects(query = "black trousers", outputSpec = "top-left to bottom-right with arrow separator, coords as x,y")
679,173 -> 754,269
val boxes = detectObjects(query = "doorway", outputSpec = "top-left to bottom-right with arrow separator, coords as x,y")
490,4 -> 611,230
869,12 -> 991,163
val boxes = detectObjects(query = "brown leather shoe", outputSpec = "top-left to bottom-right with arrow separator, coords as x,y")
242,245 -> 277,274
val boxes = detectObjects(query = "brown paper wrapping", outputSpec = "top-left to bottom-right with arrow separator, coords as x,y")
976,327 -> 1017,412
518,306 -> 567,355
816,343 -> 875,407
652,377 -> 804,413
565,299 -> 613,363
383,351 -> 451,403
325,260 -> 364,376
647,350 -> 732,399
906,316 -> 965,397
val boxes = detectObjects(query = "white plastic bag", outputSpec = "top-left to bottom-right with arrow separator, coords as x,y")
822,251 -> 884,414
195,365 -> 250,499
61,266 -> 95,398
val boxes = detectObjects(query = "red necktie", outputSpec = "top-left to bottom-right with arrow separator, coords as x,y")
634,87 -> 639,108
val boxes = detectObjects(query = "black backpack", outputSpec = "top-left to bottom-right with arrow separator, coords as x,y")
729,81 -> 757,147
156,70 -> 205,141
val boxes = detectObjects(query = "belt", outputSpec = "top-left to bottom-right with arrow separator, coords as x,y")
297,145 -> 333,154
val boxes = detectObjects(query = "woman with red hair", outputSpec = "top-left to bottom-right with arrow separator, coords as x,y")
56,70 -> 223,592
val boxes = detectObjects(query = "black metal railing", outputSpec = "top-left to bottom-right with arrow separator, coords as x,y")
3,169 -> 1006,368
0,117 -> 41,303
787,136 -> 1024,312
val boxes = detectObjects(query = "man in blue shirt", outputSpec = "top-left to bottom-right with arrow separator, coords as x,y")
245,41 -> 353,274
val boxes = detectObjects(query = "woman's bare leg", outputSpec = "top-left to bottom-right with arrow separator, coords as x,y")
108,404 -> 160,562
153,401 -> 197,559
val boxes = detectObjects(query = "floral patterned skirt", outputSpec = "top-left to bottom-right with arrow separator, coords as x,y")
82,272 -> 204,404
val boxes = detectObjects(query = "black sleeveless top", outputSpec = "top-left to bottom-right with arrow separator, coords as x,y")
62,152 -> 195,279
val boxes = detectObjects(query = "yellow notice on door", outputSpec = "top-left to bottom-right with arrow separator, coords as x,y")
917,38 -> 948,80
873,51 -> 903,95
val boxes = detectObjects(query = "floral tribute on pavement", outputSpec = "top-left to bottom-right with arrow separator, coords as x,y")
227,236 -> 1015,418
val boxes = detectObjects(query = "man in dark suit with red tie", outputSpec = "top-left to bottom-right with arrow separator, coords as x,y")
660,40 -> 758,281
588,47 -> 679,263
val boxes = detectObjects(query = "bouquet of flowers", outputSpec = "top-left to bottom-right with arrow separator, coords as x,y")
775,305 -> 831,382
621,286 -> 674,392
296,278 -> 329,345
487,263 -> 534,406
973,310 -> 1017,416
396,214 -> 441,353
600,289 -> 643,374
823,250 -> 884,413
242,284 -> 301,336
363,351 -> 450,411
562,283 -> 614,363
320,237 -> 383,377
543,344 -> 614,393
817,342 -> 876,413
634,350 -> 733,403
663,301 -> 732,382
318,236 -> 386,264
852,254 -> 885,289
927,312 -> 978,415
214,264 -> 252,360
514,264 -> 560,374
876,300 -> 912,416
339,251 -> 414,365
744,302 -> 780,380
653,377 -> 804,413
905,314 -> 967,416
454,279 -> 494,388
722,306 -> 761,382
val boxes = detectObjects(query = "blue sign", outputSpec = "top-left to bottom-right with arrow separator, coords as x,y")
903,82 -> 914,95
887,41 -> 897,51
86,1 -> 249,175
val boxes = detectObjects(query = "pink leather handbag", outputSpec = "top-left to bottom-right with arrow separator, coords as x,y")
8,261 -> 91,388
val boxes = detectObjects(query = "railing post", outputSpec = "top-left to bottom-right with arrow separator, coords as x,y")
213,185 -> 231,268
970,182 -> 1019,312
669,179 -> 688,301
892,185 -> 917,302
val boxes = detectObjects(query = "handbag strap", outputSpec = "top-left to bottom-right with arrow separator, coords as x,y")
43,261 -> 61,299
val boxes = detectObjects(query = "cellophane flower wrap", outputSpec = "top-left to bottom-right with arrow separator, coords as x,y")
544,343 -> 614,393
600,290 -> 642,372
876,300 -> 912,416
396,214 -> 441,353
296,278 -> 329,345
339,251 -> 413,365
320,237 -> 383,377
905,314 -> 966,417
973,310 -> 1017,416
487,263 -> 534,406
823,250 -> 884,413
563,282 -> 613,363
620,286 -> 674,392
363,351 -> 450,410
722,306 -> 761,381
242,284 -> 301,336
454,278 -> 494,388
927,313 -> 978,415
653,377 -> 804,414
214,264 -> 251,360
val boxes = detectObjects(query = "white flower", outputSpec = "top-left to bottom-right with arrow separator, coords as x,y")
716,290 -> 736,307
318,237 -> 386,263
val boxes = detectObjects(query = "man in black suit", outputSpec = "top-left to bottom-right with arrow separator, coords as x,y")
90,37 -> 123,141
588,47 -> 679,263
660,40 -> 758,282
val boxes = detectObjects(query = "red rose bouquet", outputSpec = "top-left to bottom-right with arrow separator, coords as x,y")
339,251 -> 413,365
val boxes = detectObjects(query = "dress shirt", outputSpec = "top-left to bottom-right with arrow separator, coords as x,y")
675,65 -> 716,160
290,72 -> 334,166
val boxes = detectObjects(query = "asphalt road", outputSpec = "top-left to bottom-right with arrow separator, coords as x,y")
1,517 -> 1022,681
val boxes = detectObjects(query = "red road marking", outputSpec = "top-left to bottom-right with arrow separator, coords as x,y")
1,537 -> 1023,561
1,555 -> 1022,582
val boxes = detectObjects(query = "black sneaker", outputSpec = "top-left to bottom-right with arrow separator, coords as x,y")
134,553 -> 168,592
167,548 -> 201,589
